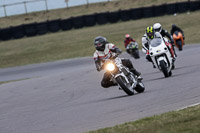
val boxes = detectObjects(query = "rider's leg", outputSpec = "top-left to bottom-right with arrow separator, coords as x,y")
146,54 -> 156,68
121,59 -> 141,76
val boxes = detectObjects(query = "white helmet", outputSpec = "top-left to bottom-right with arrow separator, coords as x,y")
153,23 -> 162,33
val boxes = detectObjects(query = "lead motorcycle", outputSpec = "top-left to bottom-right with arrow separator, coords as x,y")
102,57 -> 145,96
149,37 -> 175,77
126,41 -> 140,59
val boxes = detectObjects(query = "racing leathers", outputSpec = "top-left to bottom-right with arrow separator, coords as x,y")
124,38 -> 137,54
93,43 -> 141,88
160,29 -> 177,56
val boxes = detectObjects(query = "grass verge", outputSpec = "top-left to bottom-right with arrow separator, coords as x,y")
0,11 -> 199,68
85,104 -> 200,133
0,78 -> 32,85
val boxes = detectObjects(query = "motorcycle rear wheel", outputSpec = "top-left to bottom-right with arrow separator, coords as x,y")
135,81 -> 145,93
115,76 -> 134,96
177,40 -> 183,51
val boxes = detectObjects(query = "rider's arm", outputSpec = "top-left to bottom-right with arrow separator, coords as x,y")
110,47 -> 122,55
142,36 -> 149,51
108,43 -> 122,55
93,53 -> 102,71
163,29 -> 174,44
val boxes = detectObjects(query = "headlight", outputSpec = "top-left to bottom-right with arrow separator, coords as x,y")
106,63 -> 115,71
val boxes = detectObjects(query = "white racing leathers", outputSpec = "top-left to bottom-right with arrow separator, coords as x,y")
93,43 -> 116,64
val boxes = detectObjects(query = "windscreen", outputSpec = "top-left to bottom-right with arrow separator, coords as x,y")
150,38 -> 162,47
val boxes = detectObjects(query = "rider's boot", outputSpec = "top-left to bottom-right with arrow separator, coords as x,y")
130,68 -> 143,80
172,44 -> 177,57
152,63 -> 156,68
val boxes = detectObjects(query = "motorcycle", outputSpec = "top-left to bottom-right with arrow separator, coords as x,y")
102,57 -> 145,96
149,37 -> 175,77
126,42 -> 140,59
173,31 -> 184,51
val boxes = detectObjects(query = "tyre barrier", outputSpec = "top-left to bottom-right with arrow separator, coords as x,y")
154,4 -> 166,17
0,28 -> 12,41
107,11 -> 120,23
142,6 -> 155,18
36,22 -> 48,35
177,2 -> 189,13
60,18 -> 73,31
47,19 -> 61,32
0,1 -> 200,41
83,14 -> 96,27
166,3 -> 177,14
72,16 -> 84,29
130,8 -> 143,19
119,9 -> 131,21
96,12 -> 108,25
189,1 -> 200,11
11,25 -> 25,39
24,23 -> 37,37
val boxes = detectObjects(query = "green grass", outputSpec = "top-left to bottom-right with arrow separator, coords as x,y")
0,10 -> 200,68
85,105 -> 200,133
0,0 -> 188,28
0,78 -> 31,85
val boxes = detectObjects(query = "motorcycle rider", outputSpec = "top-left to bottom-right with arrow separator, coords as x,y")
124,34 -> 137,54
153,23 -> 177,57
142,26 -> 157,68
170,24 -> 185,40
142,26 -> 175,67
93,36 -> 142,88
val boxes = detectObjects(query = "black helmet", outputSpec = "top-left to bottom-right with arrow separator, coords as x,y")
172,24 -> 177,29
94,36 -> 107,51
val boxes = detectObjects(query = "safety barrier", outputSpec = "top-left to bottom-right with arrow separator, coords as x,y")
0,0 -> 200,41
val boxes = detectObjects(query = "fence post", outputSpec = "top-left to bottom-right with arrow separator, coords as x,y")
45,0 -> 48,11
24,2 -> 28,14
3,5 -> 7,17
65,0 -> 69,8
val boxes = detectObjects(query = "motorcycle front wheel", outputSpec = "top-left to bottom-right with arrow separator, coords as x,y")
115,76 -> 134,96
160,60 -> 169,77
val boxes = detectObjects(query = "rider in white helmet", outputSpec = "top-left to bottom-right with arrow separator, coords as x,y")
153,23 -> 177,57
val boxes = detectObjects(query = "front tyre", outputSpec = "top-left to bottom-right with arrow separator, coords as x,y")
132,49 -> 140,59
160,60 -> 169,77
115,76 -> 134,96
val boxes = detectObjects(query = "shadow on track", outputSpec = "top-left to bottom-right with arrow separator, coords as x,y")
143,77 -> 166,82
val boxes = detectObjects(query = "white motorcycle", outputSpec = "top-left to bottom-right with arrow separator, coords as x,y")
102,57 -> 145,96
149,37 -> 174,77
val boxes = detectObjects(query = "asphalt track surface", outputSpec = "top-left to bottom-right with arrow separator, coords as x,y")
0,44 -> 200,133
